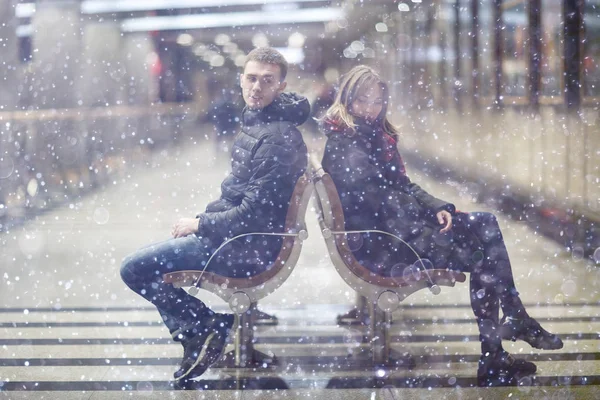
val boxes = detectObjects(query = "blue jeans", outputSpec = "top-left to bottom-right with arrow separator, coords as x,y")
120,233 -> 279,339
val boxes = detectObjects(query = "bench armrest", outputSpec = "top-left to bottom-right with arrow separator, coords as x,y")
183,230 -> 307,294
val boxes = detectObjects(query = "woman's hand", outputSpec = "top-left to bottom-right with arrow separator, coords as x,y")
436,210 -> 453,233
171,218 -> 199,238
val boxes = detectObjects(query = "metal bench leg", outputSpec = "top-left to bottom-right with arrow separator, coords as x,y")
218,309 -> 278,369
369,301 -> 415,369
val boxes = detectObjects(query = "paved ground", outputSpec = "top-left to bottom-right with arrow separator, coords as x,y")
1,130 -> 599,399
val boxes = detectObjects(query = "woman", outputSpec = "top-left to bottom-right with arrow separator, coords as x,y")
320,65 -> 562,387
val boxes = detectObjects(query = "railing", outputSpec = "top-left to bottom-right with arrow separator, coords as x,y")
0,103 -> 200,231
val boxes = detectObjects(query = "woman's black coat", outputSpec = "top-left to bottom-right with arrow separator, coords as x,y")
321,118 -> 479,273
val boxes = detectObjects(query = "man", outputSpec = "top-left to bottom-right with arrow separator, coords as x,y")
120,47 -> 309,383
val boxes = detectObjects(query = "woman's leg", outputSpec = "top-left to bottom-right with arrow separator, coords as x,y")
120,234 -> 216,337
457,212 -> 562,350
407,213 -> 504,354
468,264 -> 503,353
448,212 -> 525,350
464,212 -> 528,318
447,213 -> 539,385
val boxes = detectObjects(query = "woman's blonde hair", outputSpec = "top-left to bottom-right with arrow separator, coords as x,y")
323,65 -> 398,136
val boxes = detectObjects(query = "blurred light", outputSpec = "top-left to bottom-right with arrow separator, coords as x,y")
83,0 -> 326,14
593,247 -> 600,263
26,179 -> 38,197
412,0 -> 423,3
325,21 -> 339,34
263,2 -> 300,12
15,3 -> 35,18
210,54 -> 225,67
17,0 -> 334,16
350,41 -> 365,52
343,48 -> 357,59
324,68 -> 339,84
202,50 -> 216,62
16,0 -> 338,38
273,47 -> 305,64
0,157 -> 14,179
336,18 -> 349,29
193,43 -> 207,56
375,22 -> 388,32
234,54 -> 247,67
252,33 -> 269,48
427,46 -> 442,62
214,33 -> 230,46
122,8 -> 345,32
363,48 -> 375,58
288,32 -> 306,48
176,33 -> 193,46
93,207 -> 110,225
16,25 -> 33,38
145,52 -> 159,66
222,42 -> 238,54
145,51 -> 162,76
398,3 -> 410,12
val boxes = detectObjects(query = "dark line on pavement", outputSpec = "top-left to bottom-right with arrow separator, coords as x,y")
1,352 -> 598,367
1,315 -> 597,328
0,333 -> 597,346
1,375 -> 599,391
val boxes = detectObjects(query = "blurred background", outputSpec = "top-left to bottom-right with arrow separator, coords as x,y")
0,0 -> 598,258
0,1 -> 600,397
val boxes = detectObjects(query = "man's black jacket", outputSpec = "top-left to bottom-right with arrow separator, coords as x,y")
198,92 -> 309,251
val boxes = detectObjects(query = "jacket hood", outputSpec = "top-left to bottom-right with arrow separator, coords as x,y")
243,92 -> 310,126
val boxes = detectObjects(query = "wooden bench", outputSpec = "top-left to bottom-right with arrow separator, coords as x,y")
309,155 -> 466,367
163,173 -> 313,368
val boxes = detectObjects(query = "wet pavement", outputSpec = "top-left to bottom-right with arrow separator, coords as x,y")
1,131 -> 599,399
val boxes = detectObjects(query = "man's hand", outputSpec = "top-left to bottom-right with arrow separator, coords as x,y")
436,210 -> 453,233
171,218 -> 199,238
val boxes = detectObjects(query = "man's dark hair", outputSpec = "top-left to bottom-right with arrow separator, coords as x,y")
244,47 -> 288,81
